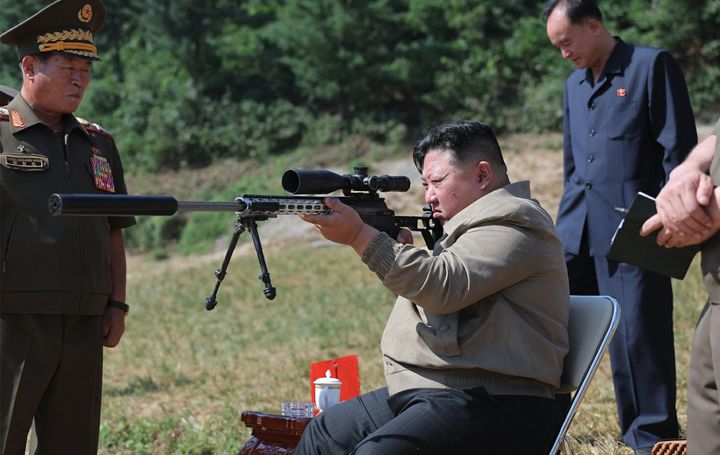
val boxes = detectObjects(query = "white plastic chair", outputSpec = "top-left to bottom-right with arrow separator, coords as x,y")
549,295 -> 621,455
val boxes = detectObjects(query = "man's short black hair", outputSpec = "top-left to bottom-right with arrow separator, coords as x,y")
413,120 -> 506,173
543,0 -> 603,24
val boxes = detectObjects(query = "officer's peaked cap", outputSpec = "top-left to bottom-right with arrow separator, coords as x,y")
0,0 -> 105,60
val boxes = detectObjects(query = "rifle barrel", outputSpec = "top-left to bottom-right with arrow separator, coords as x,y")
49,193 -> 242,216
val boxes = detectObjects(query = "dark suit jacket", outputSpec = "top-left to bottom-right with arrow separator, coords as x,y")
556,38 -> 697,257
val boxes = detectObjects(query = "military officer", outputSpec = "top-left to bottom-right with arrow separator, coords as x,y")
0,1 -> 135,453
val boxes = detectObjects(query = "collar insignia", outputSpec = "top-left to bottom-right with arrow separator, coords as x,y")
10,110 -> 25,128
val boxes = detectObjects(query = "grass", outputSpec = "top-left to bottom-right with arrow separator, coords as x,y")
101,244 -> 393,454
99,136 -> 708,453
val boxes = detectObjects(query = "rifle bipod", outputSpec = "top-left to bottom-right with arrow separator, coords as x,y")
204,216 -> 276,311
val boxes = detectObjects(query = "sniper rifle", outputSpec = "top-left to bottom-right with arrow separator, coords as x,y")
48,166 -> 442,310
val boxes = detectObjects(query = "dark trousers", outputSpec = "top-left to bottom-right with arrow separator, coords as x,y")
296,386 -> 565,455
686,301 -> 720,455
0,314 -> 104,455
566,235 -> 677,449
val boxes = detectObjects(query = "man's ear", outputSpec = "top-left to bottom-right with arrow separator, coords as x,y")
586,18 -> 602,35
21,56 -> 37,79
476,161 -> 494,190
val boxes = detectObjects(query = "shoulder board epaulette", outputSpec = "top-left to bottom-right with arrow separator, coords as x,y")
0,107 -> 8,121
77,116 -> 111,138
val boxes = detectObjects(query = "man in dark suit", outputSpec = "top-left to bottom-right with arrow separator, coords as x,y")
544,1 -> 697,453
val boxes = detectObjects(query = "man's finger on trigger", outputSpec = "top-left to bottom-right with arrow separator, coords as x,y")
300,213 -> 322,224
324,197 -> 342,210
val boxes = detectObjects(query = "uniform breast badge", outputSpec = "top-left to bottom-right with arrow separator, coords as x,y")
0,144 -> 50,171
90,152 -> 115,192
0,154 -> 50,171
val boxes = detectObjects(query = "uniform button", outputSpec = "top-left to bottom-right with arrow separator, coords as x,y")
589,129 -> 596,137
585,181 -> 593,190
587,155 -> 594,163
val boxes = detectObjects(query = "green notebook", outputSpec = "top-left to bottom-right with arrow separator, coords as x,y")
608,192 -> 699,279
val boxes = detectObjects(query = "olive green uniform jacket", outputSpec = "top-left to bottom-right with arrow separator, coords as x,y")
361,181 -> 570,397
702,119 -> 720,302
688,119 -> 720,455
0,96 -> 135,315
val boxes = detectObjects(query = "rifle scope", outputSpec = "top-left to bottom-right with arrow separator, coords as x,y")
282,167 -> 410,195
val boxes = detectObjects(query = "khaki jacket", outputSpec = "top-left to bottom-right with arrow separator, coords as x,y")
0,96 -> 135,314
362,181 -> 569,396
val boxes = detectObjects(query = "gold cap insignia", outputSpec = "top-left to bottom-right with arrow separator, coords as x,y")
78,4 -> 93,23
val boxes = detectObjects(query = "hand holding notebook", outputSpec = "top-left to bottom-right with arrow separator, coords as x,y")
608,192 -> 699,279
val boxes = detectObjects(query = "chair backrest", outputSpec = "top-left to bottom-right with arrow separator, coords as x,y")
549,295 -> 621,455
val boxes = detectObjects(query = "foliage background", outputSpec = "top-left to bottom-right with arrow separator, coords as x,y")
2,0 -> 719,174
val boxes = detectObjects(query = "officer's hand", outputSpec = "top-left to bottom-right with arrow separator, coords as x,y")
643,186 -> 720,247
300,198 -> 379,254
102,306 -> 126,348
642,212 -> 708,247
654,169 -> 714,239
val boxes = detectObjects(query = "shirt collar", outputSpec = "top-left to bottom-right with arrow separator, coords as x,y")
442,180 -> 532,234
579,37 -> 627,85
6,95 -> 87,138
603,37 -> 626,75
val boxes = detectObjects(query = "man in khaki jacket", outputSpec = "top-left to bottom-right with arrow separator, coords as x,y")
297,120 -> 570,454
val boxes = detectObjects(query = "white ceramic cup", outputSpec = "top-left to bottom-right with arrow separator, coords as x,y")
314,370 -> 342,413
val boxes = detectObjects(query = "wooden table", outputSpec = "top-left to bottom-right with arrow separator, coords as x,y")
238,411 -> 312,455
